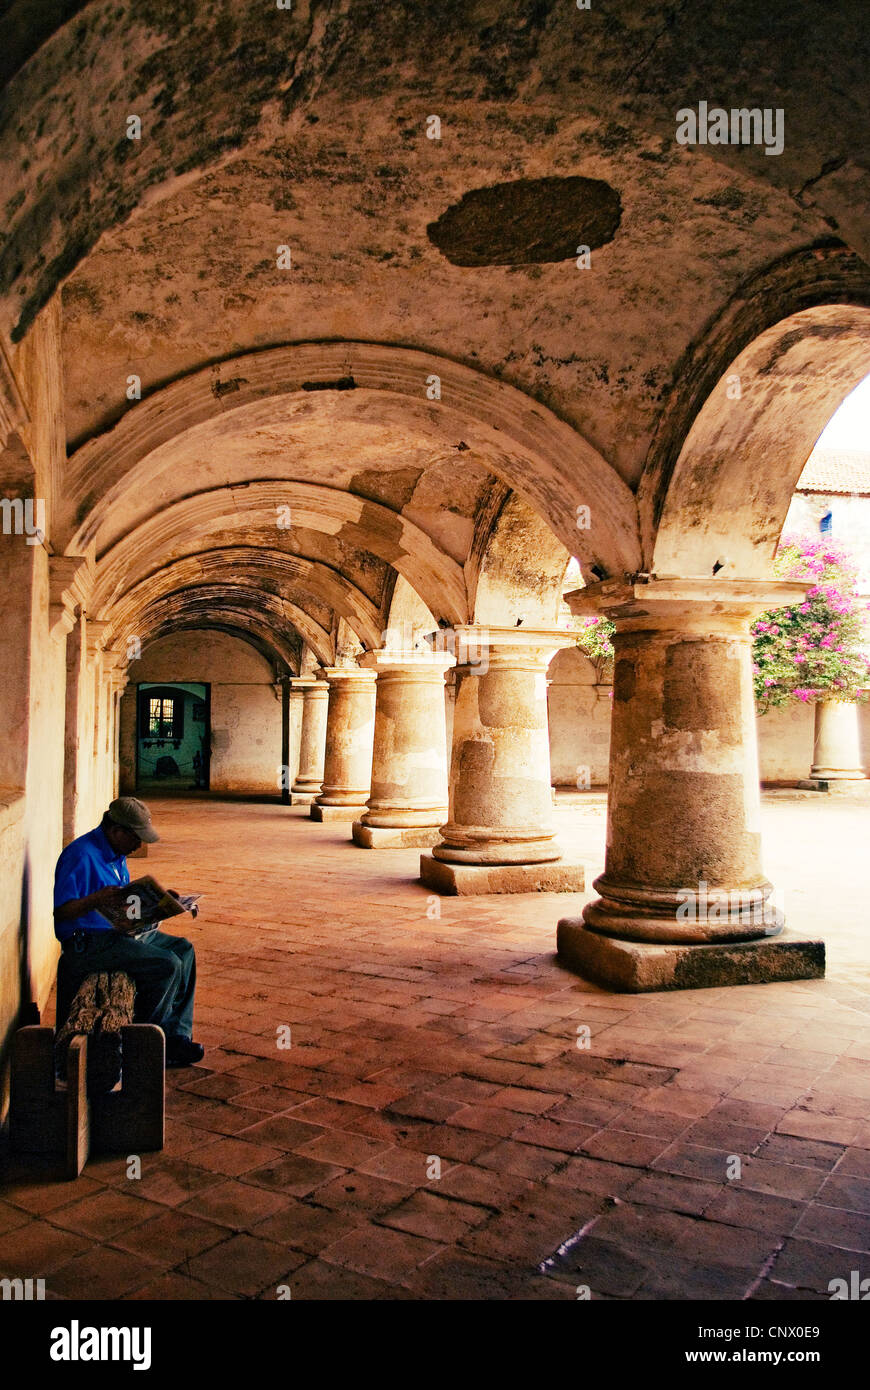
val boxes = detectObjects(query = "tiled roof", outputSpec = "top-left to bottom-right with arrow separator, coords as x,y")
797,450 -> 870,496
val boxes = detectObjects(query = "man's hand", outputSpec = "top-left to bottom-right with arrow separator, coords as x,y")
54,884 -> 129,924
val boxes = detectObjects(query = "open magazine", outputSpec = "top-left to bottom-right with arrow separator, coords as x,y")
99,875 -> 202,933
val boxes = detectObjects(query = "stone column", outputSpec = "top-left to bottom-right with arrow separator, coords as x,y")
810,699 -> 866,782
310,667 -> 377,821
352,648 -> 455,848
287,682 -> 306,785
290,675 -> 329,804
420,627 -> 584,894
103,655 -> 128,803
557,579 -> 825,992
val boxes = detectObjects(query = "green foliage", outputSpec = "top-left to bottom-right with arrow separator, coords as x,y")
573,614 -> 615,670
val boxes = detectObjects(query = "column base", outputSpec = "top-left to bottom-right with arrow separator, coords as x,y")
310,802 -> 366,822
557,917 -> 825,993
811,768 -> 866,781
290,791 -> 317,805
353,822 -> 442,849
421,853 -> 584,896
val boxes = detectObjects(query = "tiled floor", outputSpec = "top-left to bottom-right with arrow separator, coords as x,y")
2,791 -> 870,1300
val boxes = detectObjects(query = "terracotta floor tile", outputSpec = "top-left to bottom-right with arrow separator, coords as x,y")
235,1114 -> 327,1152
379,1189 -> 491,1242
126,1272 -> 238,1300
0,1218 -> 90,1275
1,1172 -> 105,1216
0,1200 -> 31,1236
509,1117 -> 595,1153
702,1186 -> 805,1235
251,1200 -> 363,1255
46,1188 -> 166,1241
111,1208 -> 228,1262
286,1258 -> 399,1300
794,1203 -> 870,1251
179,1179 -> 292,1229
49,1244 -> 169,1299
188,1136 -> 284,1177
433,1163 -> 533,1210
176,1071 -> 262,1102
356,1145 -> 449,1187
295,1129 -> 393,1168
186,1232 -> 307,1296
118,1157 -> 226,1208
769,1237 -> 863,1293
475,1140 -> 565,1181
306,1171 -> 415,1217
320,1223 -> 444,1281
398,1123 -> 494,1164
627,1171 -> 721,1217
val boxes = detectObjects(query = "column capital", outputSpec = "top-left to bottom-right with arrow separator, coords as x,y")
85,618 -> 113,663
565,577 -> 807,632
444,625 -> 576,668
360,648 -> 456,678
102,650 -> 129,694
48,555 -> 94,642
321,665 -> 378,685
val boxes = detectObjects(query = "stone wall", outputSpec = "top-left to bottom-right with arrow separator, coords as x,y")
122,632 -> 280,795
548,653 -> 870,785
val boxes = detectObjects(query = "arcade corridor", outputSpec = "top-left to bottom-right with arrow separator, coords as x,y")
2,793 -> 869,1301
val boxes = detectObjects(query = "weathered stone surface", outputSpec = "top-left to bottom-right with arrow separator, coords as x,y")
426,176 -> 622,267
421,855 -> 584,897
352,822 -> 442,849
557,917 -> 825,993
310,803 -> 363,823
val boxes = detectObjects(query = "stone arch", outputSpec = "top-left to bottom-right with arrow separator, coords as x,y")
470,491 -> 571,627
131,618 -> 299,676
118,585 -> 333,668
64,342 -> 639,581
100,549 -> 383,653
640,247 -> 870,576
384,574 -> 438,646
86,478 -> 468,630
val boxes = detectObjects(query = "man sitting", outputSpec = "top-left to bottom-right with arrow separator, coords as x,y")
53,797 -> 204,1067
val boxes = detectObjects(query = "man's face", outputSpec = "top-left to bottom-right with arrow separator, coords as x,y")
105,821 -> 141,855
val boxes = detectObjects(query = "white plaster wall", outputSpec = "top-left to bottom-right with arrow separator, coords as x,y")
0,542 -> 68,1061
756,703 -> 816,781
25,548 -> 67,1014
127,631 -> 281,794
547,646 -> 611,786
547,651 -> 868,785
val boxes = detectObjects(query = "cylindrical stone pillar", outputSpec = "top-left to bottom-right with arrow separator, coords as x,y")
290,676 -> 329,803
811,699 -> 866,781
287,683 -> 306,785
311,667 -> 377,821
556,579 -> 824,992
420,627 -> 584,894
352,648 -> 456,848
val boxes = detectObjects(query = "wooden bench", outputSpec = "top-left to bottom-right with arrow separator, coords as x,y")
10,971 -> 165,1178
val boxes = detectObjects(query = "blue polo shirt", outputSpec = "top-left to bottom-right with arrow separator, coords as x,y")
53,825 -> 130,942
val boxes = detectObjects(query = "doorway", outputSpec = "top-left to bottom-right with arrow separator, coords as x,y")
136,682 -> 210,793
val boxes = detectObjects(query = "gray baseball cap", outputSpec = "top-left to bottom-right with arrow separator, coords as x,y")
107,796 -> 160,843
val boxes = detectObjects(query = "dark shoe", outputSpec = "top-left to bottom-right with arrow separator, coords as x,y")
165,1036 -> 205,1068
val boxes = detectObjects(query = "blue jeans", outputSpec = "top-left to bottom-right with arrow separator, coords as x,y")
58,928 -> 197,1040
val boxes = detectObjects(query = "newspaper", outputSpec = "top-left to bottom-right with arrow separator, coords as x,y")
99,876 -> 201,933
